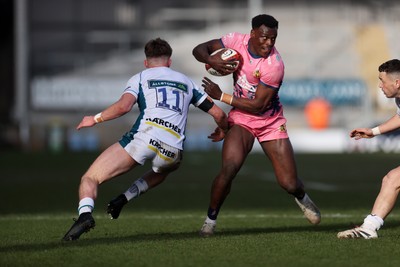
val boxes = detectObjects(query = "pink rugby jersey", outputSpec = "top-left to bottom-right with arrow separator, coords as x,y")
221,32 -> 285,116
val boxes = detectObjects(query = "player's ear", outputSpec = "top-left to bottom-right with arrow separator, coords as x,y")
144,59 -> 149,68
168,58 -> 172,67
250,29 -> 256,38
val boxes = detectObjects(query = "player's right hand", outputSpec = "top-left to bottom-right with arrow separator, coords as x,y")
76,116 -> 96,130
350,128 -> 373,139
208,127 -> 225,142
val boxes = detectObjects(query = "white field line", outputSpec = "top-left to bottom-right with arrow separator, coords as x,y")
2,213 -> 397,221
251,171 -> 339,192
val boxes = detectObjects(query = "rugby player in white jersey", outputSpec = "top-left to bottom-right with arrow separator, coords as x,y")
337,59 -> 400,239
62,38 -> 228,241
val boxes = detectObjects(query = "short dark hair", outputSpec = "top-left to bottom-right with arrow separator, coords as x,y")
378,59 -> 400,74
252,14 -> 278,29
144,38 -> 172,58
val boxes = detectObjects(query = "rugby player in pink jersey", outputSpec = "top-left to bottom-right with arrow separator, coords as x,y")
193,14 -> 321,236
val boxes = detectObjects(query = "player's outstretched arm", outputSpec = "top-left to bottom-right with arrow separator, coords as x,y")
351,115 -> 400,140
76,93 -> 136,130
76,116 -> 97,130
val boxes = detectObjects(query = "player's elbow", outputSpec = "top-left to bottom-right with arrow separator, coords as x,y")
192,46 -> 201,60
192,46 -> 197,57
117,103 -> 133,115
252,106 -> 265,114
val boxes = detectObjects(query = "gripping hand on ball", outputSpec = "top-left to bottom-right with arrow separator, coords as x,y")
206,49 -> 238,76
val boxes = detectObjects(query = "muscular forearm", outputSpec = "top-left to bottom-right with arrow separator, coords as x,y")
215,116 -> 229,133
100,103 -> 130,121
207,105 -> 229,132
230,97 -> 271,114
378,114 -> 400,134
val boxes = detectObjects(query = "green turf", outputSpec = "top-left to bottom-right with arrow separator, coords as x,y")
1,150 -> 400,266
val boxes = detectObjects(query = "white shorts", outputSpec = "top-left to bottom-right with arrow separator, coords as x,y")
119,131 -> 182,173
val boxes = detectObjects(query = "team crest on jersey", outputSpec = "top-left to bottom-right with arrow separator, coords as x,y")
253,69 -> 260,78
279,124 -> 287,133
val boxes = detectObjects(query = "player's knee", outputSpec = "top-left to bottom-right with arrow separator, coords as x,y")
383,169 -> 400,188
80,175 -> 101,187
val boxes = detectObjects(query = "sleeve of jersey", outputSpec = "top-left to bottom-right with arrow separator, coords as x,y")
122,73 -> 140,98
260,64 -> 284,90
191,88 -> 207,107
220,32 -> 241,48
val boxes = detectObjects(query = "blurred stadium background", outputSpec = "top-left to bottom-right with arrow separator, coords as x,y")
1,0 -> 400,154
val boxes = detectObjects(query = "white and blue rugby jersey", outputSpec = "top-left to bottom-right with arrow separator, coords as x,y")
123,66 -> 207,150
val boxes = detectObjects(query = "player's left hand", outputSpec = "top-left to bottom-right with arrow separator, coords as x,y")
208,127 -> 225,142
350,128 -> 373,139
202,77 -> 222,100
76,116 -> 96,130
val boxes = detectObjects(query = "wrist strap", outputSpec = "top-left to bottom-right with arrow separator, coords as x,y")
220,93 -> 233,105
372,127 -> 381,136
94,113 -> 104,123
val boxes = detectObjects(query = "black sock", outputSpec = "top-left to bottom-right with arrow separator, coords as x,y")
291,189 -> 305,200
207,207 -> 220,220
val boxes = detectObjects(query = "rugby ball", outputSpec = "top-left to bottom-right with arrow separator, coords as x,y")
205,48 -> 242,76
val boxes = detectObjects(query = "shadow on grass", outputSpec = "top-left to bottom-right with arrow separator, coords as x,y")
3,222 -> 400,253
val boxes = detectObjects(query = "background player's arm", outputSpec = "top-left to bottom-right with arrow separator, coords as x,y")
76,93 -> 136,130
350,114 -> 400,139
379,114 -> 400,133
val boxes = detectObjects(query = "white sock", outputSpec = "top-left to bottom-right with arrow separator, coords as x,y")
124,178 -> 149,201
78,197 -> 94,215
297,193 -> 310,203
205,217 -> 216,224
362,214 -> 384,231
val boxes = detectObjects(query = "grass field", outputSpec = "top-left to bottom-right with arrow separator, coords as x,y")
1,150 -> 400,267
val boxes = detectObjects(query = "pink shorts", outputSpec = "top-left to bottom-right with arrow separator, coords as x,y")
228,108 -> 289,142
